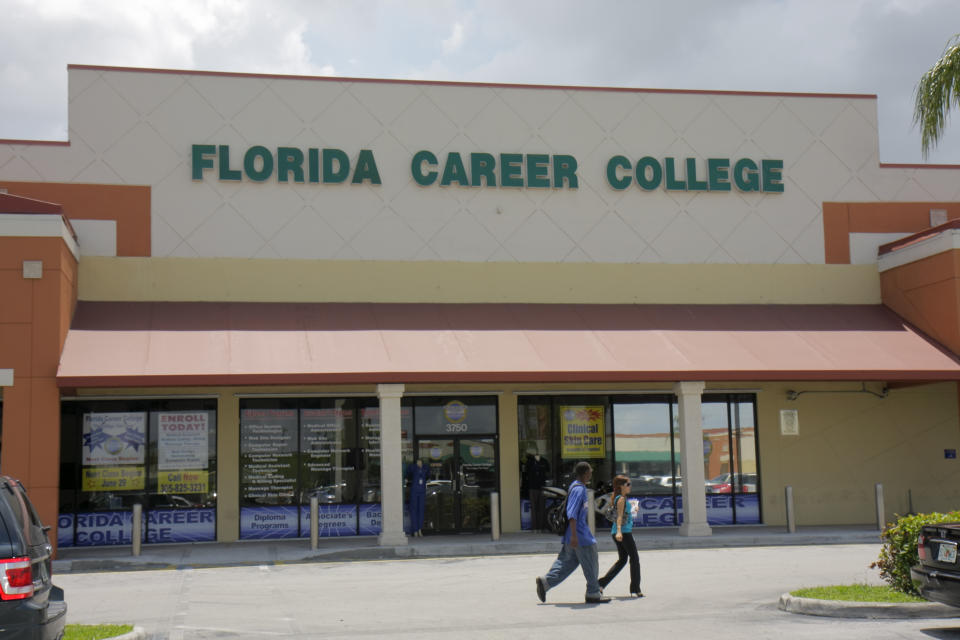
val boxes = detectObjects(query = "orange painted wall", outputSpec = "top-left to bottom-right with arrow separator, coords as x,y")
0,235 -> 78,552
824,202 -> 960,264
0,180 -> 148,553
880,249 -> 960,356
0,181 -> 151,257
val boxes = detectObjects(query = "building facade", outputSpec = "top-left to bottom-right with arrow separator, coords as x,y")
1,65 -> 960,549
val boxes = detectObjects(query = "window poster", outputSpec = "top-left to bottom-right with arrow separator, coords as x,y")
157,411 -> 210,494
299,504 -> 357,537
559,406 -> 605,459
358,503 -> 382,536
628,495 -> 761,527
146,508 -> 216,543
300,407 -> 354,503
240,409 -> 298,503
359,407 -> 381,464
240,506 -> 299,539
81,412 -> 147,491
69,510 -> 137,546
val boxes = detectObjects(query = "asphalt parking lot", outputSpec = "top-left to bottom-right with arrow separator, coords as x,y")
56,542 -> 960,639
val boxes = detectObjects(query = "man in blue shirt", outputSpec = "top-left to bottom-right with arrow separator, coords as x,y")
535,461 -> 610,603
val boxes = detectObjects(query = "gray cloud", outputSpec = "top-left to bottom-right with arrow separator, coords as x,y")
1,0 -> 958,162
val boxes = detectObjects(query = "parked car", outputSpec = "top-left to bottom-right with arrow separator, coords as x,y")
658,476 -> 682,489
0,475 -> 66,639
706,473 -> 758,494
911,523 -> 960,607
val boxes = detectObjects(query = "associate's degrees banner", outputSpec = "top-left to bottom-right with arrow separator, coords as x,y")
559,406 -> 605,458
158,412 -> 209,470
82,412 -> 146,465
299,504 -> 357,537
240,506 -> 299,539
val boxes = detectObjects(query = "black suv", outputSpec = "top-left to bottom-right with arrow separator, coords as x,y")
0,476 -> 66,639
912,522 -> 960,608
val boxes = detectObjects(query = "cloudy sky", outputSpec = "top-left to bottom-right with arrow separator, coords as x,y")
2,0 -> 959,164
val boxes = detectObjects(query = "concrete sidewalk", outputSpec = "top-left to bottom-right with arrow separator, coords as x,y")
53,524 -> 883,574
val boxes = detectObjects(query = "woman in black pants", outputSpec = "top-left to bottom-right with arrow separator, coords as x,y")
598,474 -> 642,597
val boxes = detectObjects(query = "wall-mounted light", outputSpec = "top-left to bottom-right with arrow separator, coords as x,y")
785,383 -> 888,401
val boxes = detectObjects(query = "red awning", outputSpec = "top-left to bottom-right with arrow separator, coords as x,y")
56,302 -> 960,387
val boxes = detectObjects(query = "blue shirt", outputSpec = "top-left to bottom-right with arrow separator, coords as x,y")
609,495 -> 633,534
562,480 -> 597,546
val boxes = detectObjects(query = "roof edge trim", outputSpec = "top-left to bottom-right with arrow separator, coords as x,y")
66,64 -> 878,100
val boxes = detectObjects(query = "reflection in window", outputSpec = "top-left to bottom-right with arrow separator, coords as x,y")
612,400 -> 676,495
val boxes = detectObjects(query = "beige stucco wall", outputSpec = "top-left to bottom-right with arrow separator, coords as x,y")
758,381 -> 960,526
78,256 -> 881,304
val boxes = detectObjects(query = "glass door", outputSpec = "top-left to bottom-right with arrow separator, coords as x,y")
458,438 -> 497,531
417,437 -> 497,533
418,439 -> 457,532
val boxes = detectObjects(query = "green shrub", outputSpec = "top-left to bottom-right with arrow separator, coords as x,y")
872,510 -> 960,595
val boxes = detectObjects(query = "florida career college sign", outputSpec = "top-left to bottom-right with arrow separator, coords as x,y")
192,145 -> 784,193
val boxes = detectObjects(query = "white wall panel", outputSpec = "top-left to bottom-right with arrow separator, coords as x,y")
3,67 -> 960,265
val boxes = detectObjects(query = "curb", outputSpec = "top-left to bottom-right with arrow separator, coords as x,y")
778,593 -> 960,619
107,626 -> 146,640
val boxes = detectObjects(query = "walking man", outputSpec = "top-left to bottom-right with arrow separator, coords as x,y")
535,461 -> 610,603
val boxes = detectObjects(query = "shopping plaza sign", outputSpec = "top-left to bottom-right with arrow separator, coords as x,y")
191,144 -> 784,193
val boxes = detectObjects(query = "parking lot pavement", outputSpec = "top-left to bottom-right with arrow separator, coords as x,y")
55,543 -> 960,639
53,525 -> 883,574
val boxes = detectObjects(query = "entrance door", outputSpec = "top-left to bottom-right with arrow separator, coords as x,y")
417,437 -> 497,533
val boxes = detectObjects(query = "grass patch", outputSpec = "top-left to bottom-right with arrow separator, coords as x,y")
791,584 -> 925,603
64,624 -> 134,640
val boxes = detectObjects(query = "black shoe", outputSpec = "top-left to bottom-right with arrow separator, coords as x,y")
631,590 -> 644,598
536,577 -> 546,603
585,594 -> 611,603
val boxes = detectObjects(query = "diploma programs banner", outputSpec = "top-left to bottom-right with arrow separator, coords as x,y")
240,506 -> 299,539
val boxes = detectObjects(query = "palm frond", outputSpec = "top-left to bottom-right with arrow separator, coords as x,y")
915,34 -> 960,158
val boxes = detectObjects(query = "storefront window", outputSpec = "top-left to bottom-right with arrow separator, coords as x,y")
58,399 -> 217,547
699,394 -> 760,525
612,400 -> 676,494
518,396 -> 612,531
520,393 -> 760,530
238,398 -> 384,540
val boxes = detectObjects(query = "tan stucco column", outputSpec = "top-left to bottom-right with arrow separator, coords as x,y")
378,384 -> 408,546
216,389 -> 240,542
675,381 -> 711,537
498,390 -> 520,532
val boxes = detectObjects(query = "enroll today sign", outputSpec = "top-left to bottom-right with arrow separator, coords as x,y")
191,145 -> 785,194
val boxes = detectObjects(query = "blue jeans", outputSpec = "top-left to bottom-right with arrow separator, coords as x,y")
541,543 -> 602,598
